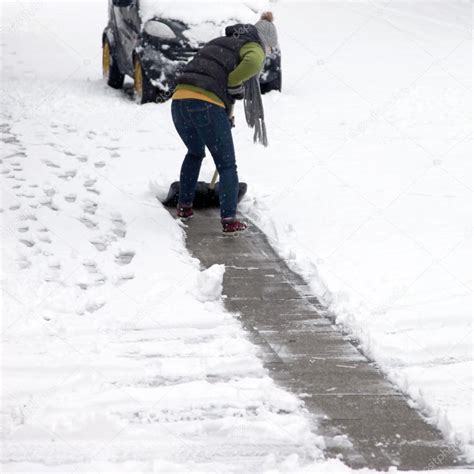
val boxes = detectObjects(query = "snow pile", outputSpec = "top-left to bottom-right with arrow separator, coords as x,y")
139,0 -> 257,43
194,263 -> 225,302
139,0 -> 255,25
140,0 -> 255,25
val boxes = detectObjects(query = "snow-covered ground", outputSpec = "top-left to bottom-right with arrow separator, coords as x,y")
240,0 -> 473,461
0,2 -> 329,472
1,0 -> 472,472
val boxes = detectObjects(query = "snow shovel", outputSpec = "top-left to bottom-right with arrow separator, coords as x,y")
162,169 -> 247,209
161,104 -> 247,208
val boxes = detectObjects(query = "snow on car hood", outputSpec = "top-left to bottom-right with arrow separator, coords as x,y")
139,0 -> 260,44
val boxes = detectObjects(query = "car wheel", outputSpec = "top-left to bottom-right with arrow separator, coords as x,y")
133,58 -> 159,104
102,39 -> 124,89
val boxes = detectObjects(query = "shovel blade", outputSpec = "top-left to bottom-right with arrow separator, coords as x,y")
161,181 -> 247,209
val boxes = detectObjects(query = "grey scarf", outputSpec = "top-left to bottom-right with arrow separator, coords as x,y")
243,77 -> 268,147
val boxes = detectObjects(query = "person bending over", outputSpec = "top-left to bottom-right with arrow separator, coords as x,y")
171,12 -> 278,234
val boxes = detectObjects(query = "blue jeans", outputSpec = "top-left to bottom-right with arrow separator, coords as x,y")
171,99 -> 238,219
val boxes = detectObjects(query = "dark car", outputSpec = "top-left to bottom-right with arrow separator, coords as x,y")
102,0 -> 282,103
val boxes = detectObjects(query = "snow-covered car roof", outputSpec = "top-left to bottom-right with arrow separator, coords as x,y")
139,1 -> 261,44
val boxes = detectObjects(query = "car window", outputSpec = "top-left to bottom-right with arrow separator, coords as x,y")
118,0 -> 141,32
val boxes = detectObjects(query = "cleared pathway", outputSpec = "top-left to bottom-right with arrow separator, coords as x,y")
183,208 -> 462,471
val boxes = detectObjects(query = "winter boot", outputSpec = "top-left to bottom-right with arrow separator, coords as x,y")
177,205 -> 193,220
222,217 -> 248,236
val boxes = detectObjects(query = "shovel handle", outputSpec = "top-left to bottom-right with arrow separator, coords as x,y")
209,169 -> 219,190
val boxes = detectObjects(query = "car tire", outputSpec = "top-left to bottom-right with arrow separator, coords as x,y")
133,57 -> 159,104
102,39 -> 124,89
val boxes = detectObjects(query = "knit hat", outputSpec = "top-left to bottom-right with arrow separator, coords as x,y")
254,12 -> 278,53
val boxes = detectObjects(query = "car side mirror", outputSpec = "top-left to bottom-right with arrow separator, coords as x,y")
143,20 -> 176,40
112,0 -> 133,7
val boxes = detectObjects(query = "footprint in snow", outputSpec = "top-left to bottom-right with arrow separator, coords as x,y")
42,159 -> 60,169
111,213 -> 126,238
17,192 -> 35,199
19,213 -> 37,221
112,227 -> 126,238
6,151 -> 26,159
111,213 -> 125,226
17,226 -> 29,233
48,260 -> 61,270
19,238 -> 35,248
90,234 -> 114,251
37,234 -> 52,244
83,260 -> 98,273
18,256 -> 31,269
76,155 -> 88,163
94,161 -> 106,168
78,216 -> 98,229
9,204 -> 21,211
83,178 -> 97,188
58,169 -> 77,180
39,197 -> 59,211
85,301 -> 105,313
115,273 -> 135,285
64,194 -> 76,203
99,145 -> 118,151
93,274 -> 107,286
44,265 -> 61,282
43,186 -> 56,197
82,199 -> 98,215
115,250 -> 135,266
77,274 -> 106,290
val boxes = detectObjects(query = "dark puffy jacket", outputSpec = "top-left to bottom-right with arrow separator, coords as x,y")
177,24 -> 263,110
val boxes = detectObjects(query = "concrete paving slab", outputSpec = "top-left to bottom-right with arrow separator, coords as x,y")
179,208 -> 463,470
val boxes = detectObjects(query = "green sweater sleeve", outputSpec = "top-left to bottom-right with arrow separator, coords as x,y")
228,42 -> 265,87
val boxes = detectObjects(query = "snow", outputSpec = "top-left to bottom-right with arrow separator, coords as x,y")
1,0 -> 472,472
1,2 -> 326,471
140,0 -> 255,26
194,264 -> 225,302
238,0 -> 472,461
140,0 -> 256,43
